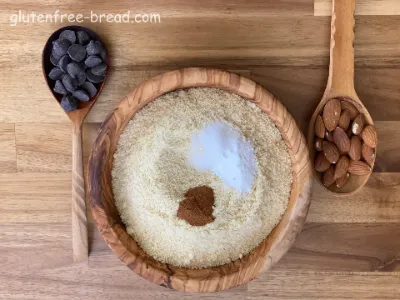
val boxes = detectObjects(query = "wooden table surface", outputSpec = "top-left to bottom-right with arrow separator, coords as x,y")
1,0 -> 400,299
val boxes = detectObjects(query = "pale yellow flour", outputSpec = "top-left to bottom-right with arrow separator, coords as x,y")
112,88 -> 292,268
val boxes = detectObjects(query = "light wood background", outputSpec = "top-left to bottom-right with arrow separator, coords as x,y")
1,0 -> 400,299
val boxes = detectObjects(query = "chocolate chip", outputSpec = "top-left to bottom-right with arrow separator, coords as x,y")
86,40 -> 104,56
99,49 -> 107,62
76,71 -> 87,85
58,55 -> 70,72
53,80 -> 68,95
78,61 -> 87,71
48,67 -> 64,81
52,39 -> 71,57
59,30 -> 76,44
50,54 -> 60,66
80,81 -> 97,97
61,94 -> 78,112
68,44 -> 86,62
62,74 -> 78,93
66,62 -> 84,79
73,89 -> 90,102
86,69 -> 104,84
91,63 -> 107,76
77,31 -> 90,46
51,49 -> 63,60
85,55 -> 102,68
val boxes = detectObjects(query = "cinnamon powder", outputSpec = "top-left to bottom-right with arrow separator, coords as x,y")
177,186 -> 215,226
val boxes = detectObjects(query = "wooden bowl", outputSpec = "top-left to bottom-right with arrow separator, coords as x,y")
88,68 -> 312,292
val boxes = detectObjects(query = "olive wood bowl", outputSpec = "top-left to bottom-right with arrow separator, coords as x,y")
87,68 -> 312,292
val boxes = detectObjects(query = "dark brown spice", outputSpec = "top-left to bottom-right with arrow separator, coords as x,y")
177,185 -> 215,226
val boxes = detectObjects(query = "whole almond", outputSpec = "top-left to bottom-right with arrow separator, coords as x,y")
315,152 -> 331,172
336,173 -> 350,188
333,127 -> 350,153
361,125 -> 378,148
315,115 -> 325,139
352,114 -> 365,135
338,110 -> 351,130
322,165 -> 336,187
325,130 -> 334,142
348,135 -> 362,161
314,137 -> 323,151
362,143 -> 375,166
322,141 -> 340,164
348,160 -> 371,175
341,100 -> 359,119
323,98 -> 341,131
334,156 -> 350,179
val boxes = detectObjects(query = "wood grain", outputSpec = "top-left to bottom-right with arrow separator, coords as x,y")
2,16 -> 400,123
0,173 -> 71,225
280,222 -> 400,272
2,173 -> 400,273
0,123 -> 16,172
1,171 -> 400,296
1,0 -> 400,298
308,174 -> 400,223
14,123 -> 102,173
2,270 -> 400,300
71,124 -> 88,263
6,63 -> 400,125
315,0 -> 400,16
248,272 -> 400,300
374,122 -> 400,172
0,267 -> 248,300
90,221 -> 400,273
0,0 -> 313,18
251,67 -> 400,128
15,123 -> 71,172
88,68 -> 312,292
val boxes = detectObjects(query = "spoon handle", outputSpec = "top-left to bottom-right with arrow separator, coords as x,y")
72,123 -> 88,263
327,0 -> 356,95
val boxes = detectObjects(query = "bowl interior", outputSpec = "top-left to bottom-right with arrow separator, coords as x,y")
88,68 -> 312,292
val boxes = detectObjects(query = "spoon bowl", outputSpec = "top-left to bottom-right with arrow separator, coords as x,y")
42,25 -> 108,123
309,96 -> 375,194
308,0 -> 376,195
42,25 -> 109,262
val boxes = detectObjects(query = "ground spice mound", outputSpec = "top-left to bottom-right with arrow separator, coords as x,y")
177,186 -> 215,226
112,88 -> 292,268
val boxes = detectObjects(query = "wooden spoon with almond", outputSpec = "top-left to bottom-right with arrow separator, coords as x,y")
307,0 -> 377,194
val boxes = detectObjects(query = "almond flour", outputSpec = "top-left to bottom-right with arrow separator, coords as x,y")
112,88 -> 292,268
